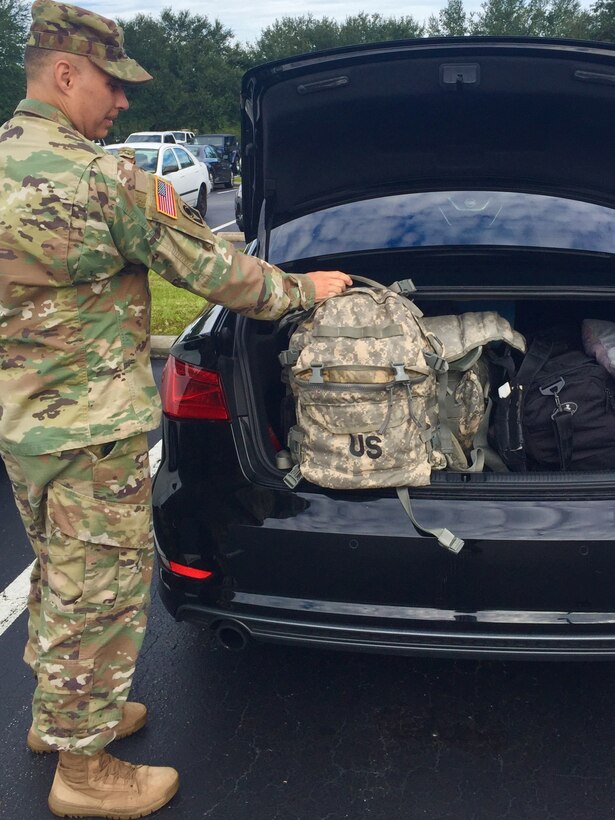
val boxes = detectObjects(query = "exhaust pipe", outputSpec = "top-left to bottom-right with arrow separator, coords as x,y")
213,619 -> 249,651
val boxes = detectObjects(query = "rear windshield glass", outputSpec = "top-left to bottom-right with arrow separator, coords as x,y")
268,191 -> 615,262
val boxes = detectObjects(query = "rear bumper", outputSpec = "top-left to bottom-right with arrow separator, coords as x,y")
158,574 -> 615,660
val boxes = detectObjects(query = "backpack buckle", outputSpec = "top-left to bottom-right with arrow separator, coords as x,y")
283,464 -> 303,489
391,363 -> 410,382
539,377 -> 565,397
438,529 -> 465,554
424,351 -> 449,374
540,377 -> 577,418
389,278 -> 416,296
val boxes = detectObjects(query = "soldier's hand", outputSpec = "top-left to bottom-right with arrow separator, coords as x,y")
305,270 -> 353,301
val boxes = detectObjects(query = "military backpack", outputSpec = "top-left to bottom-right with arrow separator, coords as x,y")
279,277 -> 525,552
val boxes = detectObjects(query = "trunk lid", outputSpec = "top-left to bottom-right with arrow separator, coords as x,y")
240,37 -> 615,241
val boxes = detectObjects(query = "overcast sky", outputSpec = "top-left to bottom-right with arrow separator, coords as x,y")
85,0 -> 498,46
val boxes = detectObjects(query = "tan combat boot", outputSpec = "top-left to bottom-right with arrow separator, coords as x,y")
28,702 -> 148,753
48,749 -> 179,819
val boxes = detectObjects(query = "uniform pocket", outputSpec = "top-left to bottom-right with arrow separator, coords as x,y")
46,482 -> 153,610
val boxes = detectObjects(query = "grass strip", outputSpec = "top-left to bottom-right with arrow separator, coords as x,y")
149,271 -> 207,336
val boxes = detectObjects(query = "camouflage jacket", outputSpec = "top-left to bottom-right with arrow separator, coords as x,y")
0,100 -> 315,455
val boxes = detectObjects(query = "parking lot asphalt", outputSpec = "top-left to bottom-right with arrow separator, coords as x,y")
4,604 -> 615,820
3,192 -> 615,819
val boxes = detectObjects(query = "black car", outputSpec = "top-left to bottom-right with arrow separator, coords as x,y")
194,133 -> 238,157
153,37 -> 615,660
187,144 -> 233,188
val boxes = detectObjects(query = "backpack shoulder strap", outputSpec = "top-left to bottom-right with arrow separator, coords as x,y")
515,336 -> 554,385
396,488 -> 464,553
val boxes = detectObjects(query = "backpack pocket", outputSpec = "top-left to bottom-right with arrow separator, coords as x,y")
292,381 -> 434,489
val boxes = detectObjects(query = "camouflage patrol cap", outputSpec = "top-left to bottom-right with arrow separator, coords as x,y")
27,0 -> 152,84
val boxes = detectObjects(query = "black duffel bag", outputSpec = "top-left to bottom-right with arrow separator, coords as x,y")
491,331 -> 615,471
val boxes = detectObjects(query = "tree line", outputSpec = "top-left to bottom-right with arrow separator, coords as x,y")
1,0 -> 614,134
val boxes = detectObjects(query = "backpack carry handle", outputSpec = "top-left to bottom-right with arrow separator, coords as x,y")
350,274 -> 387,289
350,275 -> 416,296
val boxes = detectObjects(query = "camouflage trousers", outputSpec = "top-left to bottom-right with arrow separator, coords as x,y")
1,434 -> 153,755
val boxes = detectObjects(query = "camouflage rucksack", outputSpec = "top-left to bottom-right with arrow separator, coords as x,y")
279,277 -> 525,552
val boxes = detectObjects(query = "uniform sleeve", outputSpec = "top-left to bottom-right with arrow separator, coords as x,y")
95,156 -> 315,320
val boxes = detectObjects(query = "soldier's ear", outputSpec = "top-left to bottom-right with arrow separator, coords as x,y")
54,57 -> 80,93
54,58 -> 71,91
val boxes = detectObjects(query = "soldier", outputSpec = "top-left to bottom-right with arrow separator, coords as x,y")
0,1 -> 351,817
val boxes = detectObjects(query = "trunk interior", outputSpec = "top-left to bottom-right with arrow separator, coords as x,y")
236,252 -> 615,494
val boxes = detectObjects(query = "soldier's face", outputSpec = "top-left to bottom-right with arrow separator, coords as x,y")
67,59 -> 129,140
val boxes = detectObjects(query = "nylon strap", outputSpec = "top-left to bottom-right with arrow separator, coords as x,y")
474,397 -> 510,472
435,368 -> 454,456
448,347 -> 483,372
313,324 -> 403,339
552,408 -> 575,470
287,425 -> 303,462
444,434 -> 485,473
396,488 -> 464,553
279,349 -> 299,366
349,274 -> 390,289
516,336 -> 554,385
348,275 -> 417,297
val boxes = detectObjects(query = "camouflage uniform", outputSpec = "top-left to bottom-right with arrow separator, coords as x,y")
0,1 -> 316,755
2,436 -> 152,752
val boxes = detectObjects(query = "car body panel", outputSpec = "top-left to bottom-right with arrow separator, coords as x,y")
153,413 -> 615,659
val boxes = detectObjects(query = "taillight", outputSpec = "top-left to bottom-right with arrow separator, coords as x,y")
169,561 -> 213,580
161,356 -> 230,421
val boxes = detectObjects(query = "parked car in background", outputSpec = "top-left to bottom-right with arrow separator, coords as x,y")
234,182 -> 243,230
125,131 -> 178,144
187,144 -> 233,188
105,142 -> 212,217
194,133 -> 238,159
153,37 -> 615,660
171,130 -> 195,144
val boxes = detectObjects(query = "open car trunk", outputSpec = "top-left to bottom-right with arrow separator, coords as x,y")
235,250 -> 615,495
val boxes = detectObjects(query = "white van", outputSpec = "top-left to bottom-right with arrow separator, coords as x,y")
170,131 -> 195,144
125,131 -> 178,144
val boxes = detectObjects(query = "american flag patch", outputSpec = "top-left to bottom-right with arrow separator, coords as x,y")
155,177 -> 177,218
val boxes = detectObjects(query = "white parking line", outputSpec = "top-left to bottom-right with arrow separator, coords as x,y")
0,562 -> 32,635
149,439 -> 162,474
0,439 -> 164,638
211,219 -> 238,232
